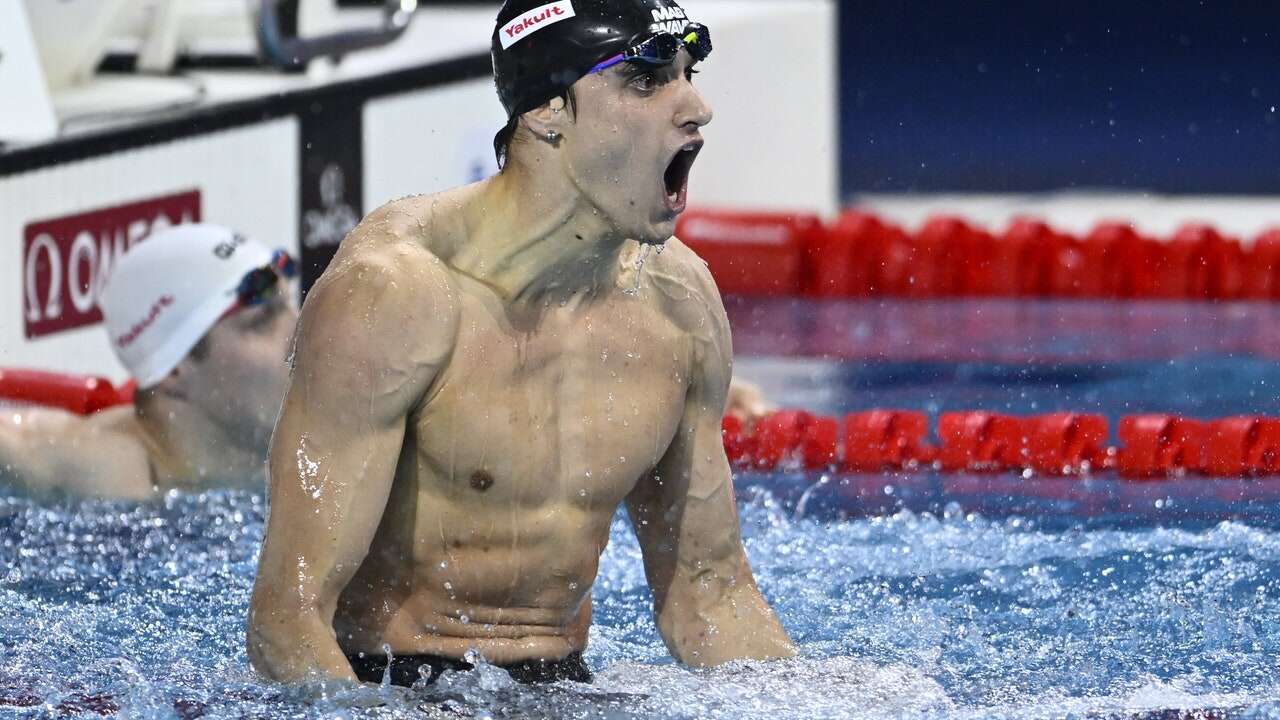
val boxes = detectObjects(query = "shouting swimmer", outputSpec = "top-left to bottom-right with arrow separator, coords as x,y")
0,225 -> 298,499
247,0 -> 796,687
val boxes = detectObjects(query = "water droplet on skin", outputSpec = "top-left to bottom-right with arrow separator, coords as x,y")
625,244 -> 652,295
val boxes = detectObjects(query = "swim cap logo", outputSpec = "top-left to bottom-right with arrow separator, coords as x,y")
649,6 -> 688,34
499,1 -> 576,49
116,295 -> 175,349
212,232 -> 246,259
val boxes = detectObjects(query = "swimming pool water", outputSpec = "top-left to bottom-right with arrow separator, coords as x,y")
3,479 -> 1280,720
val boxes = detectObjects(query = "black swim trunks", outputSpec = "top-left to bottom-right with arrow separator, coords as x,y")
345,651 -> 593,687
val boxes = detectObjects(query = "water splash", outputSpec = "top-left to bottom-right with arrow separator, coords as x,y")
2,488 -> 1280,718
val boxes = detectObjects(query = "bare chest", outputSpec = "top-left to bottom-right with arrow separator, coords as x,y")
411,290 -> 692,508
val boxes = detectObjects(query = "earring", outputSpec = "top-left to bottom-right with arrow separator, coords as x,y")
546,131 -> 561,143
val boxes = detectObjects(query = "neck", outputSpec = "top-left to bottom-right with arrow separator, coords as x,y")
134,395 -> 264,489
454,158 -> 629,304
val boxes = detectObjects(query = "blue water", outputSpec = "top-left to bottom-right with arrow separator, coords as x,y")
4,299 -> 1280,718
3,480 -> 1280,719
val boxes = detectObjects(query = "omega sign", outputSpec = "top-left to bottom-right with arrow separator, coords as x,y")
23,191 -> 201,338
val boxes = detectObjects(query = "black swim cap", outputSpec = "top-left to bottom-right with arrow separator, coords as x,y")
491,0 -> 697,119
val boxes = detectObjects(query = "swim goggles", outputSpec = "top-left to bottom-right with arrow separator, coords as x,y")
588,23 -> 713,75
233,249 -> 298,308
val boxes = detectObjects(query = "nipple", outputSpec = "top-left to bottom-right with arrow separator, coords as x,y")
469,469 -> 495,492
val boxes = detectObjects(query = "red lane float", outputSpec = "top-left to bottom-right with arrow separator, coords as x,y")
1203,417 -> 1280,477
937,412 -> 1026,472
1116,415 -> 1206,479
724,408 -> 1280,480
0,368 -> 132,415
681,206 -> 1280,301
1079,222 -> 1156,298
1026,413 -> 1110,475
842,410 -> 930,472
1246,228 -> 1280,299
752,410 -> 813,469
676,209 -> 823,296
745,410 -> 841,471
721,415 -> 757,467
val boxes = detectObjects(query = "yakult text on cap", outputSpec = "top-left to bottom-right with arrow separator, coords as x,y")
500,1 -> 576,49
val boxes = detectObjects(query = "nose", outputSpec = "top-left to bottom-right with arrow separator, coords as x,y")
675,80 -> 713,130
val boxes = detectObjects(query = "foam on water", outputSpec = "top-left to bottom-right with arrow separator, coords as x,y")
3,484 -> 1280,719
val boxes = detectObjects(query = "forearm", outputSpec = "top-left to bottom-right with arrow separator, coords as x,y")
656,565 -> 796,666
247,596 -> 357,683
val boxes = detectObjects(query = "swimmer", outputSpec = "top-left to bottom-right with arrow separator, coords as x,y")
0,225 -> 299,500
247,0 -> 796,686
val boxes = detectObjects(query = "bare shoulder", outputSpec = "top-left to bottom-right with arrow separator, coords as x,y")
650,236 -> 719,294
303,196 -> 463,370
646,237 -> 730,346
643,238 -> 733,394
1,405 -> 132,448
286,196 -> 463,426
0,407 -> 82,472
0,407 -> 153,499
3,405 -> 81,434
337,189 -> 470,260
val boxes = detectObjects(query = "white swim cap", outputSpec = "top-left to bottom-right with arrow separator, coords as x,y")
99,224 -> 275,389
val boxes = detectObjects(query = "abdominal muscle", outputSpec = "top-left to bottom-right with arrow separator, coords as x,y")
332,495 -> 611,665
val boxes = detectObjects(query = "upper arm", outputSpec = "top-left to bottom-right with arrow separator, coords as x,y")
253,213 -> 459,616
626,242 -> 742,607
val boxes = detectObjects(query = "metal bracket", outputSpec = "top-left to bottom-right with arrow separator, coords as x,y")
254,0 -> 414,71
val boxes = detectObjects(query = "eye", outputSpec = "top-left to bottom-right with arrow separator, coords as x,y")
628,71 -> 659,93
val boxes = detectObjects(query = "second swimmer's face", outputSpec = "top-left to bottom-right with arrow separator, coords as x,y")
561,50 -> 712,244
182,288 -> 299,445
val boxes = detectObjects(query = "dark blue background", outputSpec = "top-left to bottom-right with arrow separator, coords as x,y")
838,1 -> 1280,196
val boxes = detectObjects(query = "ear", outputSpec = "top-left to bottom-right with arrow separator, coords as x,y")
521,95 -> 570,143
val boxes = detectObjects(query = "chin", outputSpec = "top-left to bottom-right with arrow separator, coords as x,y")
635,233 -> 672,247
634,217 -> 677,245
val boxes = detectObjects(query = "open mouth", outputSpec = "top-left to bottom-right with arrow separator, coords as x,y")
663,142 -> 702,213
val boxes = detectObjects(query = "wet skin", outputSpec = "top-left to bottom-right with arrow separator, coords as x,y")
247,50 -> 794,683
338,229 -> 693,662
